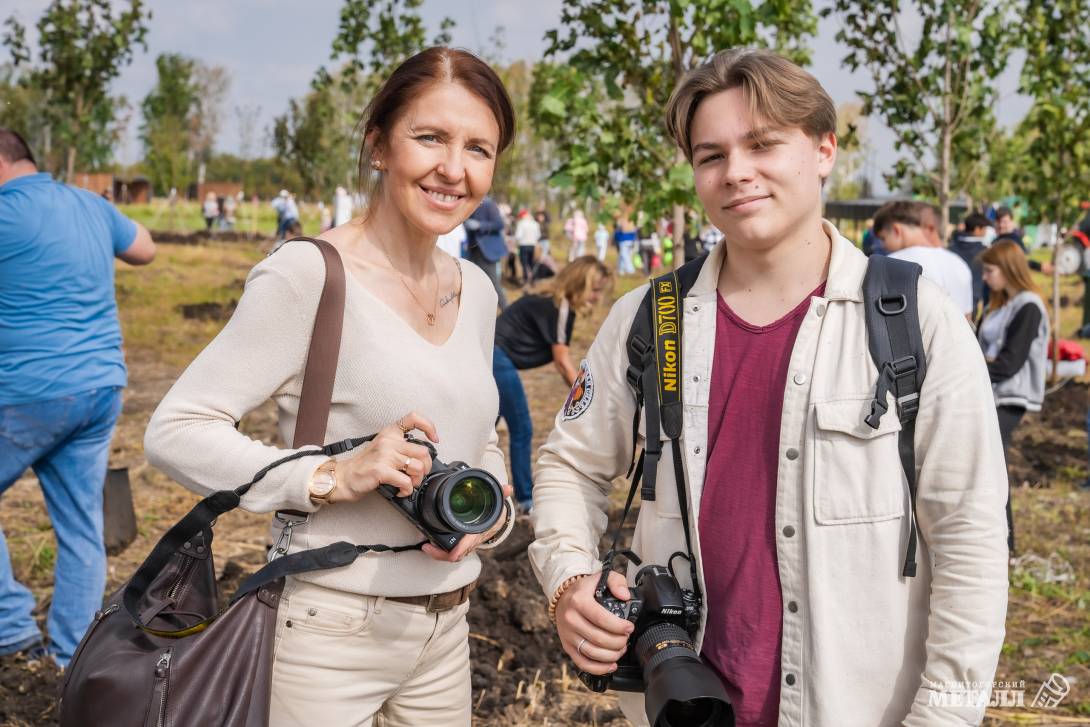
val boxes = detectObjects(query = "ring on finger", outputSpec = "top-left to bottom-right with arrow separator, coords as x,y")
576,637 -> 588,657
396,417 -> 411,434
399,456 -> 413,473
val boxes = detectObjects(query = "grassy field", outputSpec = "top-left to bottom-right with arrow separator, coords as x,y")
117,199 -> 328,238
1,235 -> 1088,724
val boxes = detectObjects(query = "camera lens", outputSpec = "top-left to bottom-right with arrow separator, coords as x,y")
637,623 -> 733,727
448,476 -> 494,528
420,467 -> 504,535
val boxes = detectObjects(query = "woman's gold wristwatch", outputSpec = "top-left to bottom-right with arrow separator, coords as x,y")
307,459 -> 338,504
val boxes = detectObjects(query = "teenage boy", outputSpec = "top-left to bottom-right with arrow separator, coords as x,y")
528,49 -> 1008,727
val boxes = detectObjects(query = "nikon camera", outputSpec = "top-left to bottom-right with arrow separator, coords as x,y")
377,438 -> 504,551
578,564 -> 733,727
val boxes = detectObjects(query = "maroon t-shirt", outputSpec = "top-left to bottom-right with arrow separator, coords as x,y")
698,284 -> 824,727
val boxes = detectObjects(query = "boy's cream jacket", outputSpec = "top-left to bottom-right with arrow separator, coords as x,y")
529,222 -> 1008,727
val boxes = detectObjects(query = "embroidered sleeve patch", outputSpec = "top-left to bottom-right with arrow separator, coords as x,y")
562,361 -> 594,420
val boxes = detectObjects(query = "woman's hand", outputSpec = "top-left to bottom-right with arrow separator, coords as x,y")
329,412 -> 438,503
421,482 -> 514,562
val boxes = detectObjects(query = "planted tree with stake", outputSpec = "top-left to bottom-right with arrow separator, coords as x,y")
531,0 -> 816,266
822,0 -> 1013,232
3,0 -> 149,179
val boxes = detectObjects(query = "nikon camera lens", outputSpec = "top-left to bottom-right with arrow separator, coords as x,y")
418,468 -> 503,535
636,622 -> 733,727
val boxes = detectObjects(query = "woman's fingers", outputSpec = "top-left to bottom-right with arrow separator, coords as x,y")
377,466 -> 414,497
395,411 -> 439,443
421,535 -> 479,562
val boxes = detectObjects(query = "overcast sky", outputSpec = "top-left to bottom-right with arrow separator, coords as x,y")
8,0 -> 1031,194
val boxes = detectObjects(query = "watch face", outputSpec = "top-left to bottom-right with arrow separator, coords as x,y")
311,472 -> 336,497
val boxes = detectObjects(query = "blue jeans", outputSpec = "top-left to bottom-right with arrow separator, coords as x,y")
493,348 -> 533,507
618,240 -> 636,275
0,386 -> 122,666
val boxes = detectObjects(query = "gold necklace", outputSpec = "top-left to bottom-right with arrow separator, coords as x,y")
379,247 -> 440,326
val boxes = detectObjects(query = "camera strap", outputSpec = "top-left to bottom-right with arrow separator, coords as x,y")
603,270 -> 703,602
122,432 -> 428,636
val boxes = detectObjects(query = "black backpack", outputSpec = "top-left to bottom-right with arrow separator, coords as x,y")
623,253 -> 927,578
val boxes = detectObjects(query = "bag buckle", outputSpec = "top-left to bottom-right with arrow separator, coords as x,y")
268,511 -> 309,562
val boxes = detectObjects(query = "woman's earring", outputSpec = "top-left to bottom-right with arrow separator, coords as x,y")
371,160 -> 383,171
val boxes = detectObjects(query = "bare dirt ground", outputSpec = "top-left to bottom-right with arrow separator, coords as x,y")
1,238 -> 1088,726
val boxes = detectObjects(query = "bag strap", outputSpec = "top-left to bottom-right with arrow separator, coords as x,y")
123,238 -> 410,633
287,237 -> 346,448
862,255 -> 928,578
121,435 -> 378,634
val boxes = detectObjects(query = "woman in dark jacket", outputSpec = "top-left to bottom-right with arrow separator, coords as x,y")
493,256 -> 611,510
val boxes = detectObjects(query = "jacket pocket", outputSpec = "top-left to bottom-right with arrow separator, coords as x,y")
813,398 -> 905,525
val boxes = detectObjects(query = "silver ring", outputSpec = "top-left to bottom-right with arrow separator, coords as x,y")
576,637 -> 588,657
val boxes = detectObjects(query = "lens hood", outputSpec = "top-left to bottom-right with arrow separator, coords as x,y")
644,657 -> 733,727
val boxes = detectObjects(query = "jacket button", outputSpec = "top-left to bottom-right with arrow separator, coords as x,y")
793,373 -> 807,385
815,304 -> 826,317
783,525 -> 796,538
785,448 -> 799,460
787,601 -> 798,613
692,305 -> 700,312
786,673 -> 796,686
692,375 -> 699,383
693,446 -> 701,455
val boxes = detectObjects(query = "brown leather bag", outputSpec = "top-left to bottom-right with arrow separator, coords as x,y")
59,238 -> 409,726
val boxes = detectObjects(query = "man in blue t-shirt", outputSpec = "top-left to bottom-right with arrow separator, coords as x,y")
0,129 -> 156,667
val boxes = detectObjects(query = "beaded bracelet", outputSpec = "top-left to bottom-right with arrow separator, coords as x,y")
547,572 -> 596,622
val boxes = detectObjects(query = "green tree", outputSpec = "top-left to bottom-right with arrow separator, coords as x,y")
1012,0 -> 1090,230
532,0 -> 816,265
822,0 -> 1013,232
3,0 -> 149,180
271,0 -> 454,201
490,60 -> 555,207
0,63 -> 50,164
826,101 -> 867,201
140,53 -> 199,195
272,83 -> 347,199
326,0 -> 453,98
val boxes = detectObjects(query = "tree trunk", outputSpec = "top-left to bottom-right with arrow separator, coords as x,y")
66,92 -> 86,182
673,202 -> 686,268
65,145 -> 76,184
939,13 -> 953,236
939,127 -> 951,238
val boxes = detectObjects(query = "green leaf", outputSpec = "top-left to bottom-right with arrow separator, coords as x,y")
539,94 -> 567,118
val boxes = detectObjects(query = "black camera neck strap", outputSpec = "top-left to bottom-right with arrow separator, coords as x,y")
602,271 -> 702,603
122,433 -> 425,638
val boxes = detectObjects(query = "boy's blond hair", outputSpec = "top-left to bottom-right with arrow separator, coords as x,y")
665,48 -> 836,161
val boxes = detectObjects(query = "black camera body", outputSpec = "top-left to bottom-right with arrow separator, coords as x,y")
377,438 -> 504,552
578,562 -> 733,727
580,564 -> 702,693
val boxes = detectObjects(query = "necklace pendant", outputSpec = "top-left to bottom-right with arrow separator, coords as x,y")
425,313 -> 436,326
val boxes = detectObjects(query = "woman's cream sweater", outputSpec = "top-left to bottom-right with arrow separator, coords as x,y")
144,240 -> 507,596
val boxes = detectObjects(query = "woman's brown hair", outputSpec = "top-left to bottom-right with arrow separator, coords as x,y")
356,47 -> 515,215
980,240 -> 1043,311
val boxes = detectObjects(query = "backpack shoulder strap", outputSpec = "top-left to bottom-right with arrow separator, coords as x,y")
862,255 -> 927,578
623,254 -> 710,499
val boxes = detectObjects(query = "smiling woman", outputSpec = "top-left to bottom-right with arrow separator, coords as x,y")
143,47 -> 517,727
